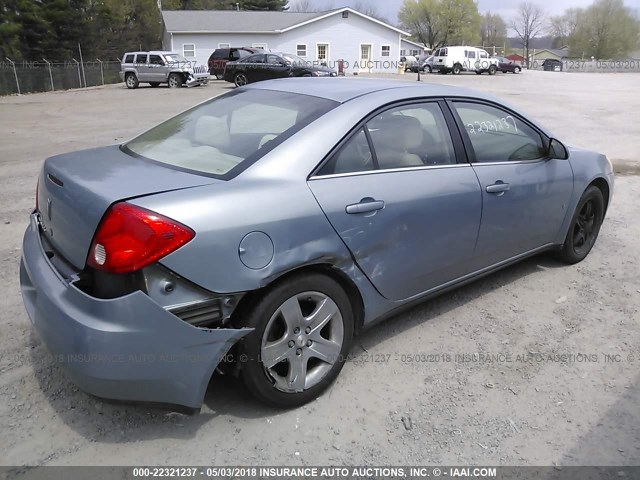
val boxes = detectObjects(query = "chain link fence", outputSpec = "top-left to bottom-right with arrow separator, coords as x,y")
0,60 -> 122,96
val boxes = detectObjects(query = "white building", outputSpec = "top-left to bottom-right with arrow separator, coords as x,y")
161,7 -> 423,73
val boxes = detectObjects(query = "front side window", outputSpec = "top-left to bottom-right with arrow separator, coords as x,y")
267,54 -> 283,64
125,90 -> 338,177
183,44 -> 195,58
135,54 -> 148,64
149,55 -> 164,65
453,102 -> 546,162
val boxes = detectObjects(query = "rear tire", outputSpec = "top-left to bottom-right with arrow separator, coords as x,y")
215,73 -> 223,80
234,72 -> 249,87
514,66 -> 521,74
125,73 -> 138,89
238,273 -> 354,408
555,186 -> 605,264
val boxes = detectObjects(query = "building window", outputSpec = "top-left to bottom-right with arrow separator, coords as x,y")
252,43 -> 267,50
410,49 -> 420,56
381,45 -> 390,57
218,43 -> 230,49
317,43 -> 329,62
183,44 -> 195,58
342,11 -> 349,18
400,49 -> 406,56
297,44 -> 307,57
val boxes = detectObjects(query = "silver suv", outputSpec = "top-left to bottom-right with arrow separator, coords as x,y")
120,51 -> 209,89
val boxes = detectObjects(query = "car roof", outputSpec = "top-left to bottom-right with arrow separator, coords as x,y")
244,78 -> 487,103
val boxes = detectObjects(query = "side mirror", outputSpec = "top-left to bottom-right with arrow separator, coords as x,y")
548,138 -> 569,160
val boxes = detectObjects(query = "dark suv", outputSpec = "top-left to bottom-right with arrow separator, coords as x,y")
208,47 -> 259,79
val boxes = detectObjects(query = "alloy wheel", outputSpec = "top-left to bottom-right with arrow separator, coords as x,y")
235,73 -> 248,87
572,199 -> 598,255
260,291 -> 344,393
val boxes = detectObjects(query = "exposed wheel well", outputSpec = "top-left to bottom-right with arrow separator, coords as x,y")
589,177 -> 610,211
231,263 -> 365,335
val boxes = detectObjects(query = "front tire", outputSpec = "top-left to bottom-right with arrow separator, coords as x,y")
215,73 -> 223,80
168,72 -> 182,88
514,66 -> 521,74
234,72 -> 248,87
125,73 -> 138,89
555,186 -> 605,264
238,273 -> 354,408
488,65 -> 497,75
452,63 -> 462,75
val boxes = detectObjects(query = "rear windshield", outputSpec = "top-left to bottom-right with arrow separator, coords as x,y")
124,89 -> 338,178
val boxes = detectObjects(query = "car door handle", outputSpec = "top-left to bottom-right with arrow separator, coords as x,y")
345,199 -> 385,214
486,182 -> 510,194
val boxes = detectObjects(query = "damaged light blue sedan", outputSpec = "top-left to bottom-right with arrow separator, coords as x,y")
20,79 -> 613,410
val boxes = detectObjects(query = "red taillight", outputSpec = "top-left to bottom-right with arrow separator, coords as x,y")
87,203 -> 195,274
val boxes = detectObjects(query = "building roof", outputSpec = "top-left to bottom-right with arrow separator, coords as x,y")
533,48 -> 569,58
161,7 -> 409,35
401,38 -> 429,49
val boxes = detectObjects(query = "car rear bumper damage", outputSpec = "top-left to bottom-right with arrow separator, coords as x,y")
20,214 -> 251,409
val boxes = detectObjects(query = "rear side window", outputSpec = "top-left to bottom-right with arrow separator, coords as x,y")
213,49 -> 228,59
124,54 -> 134,63
135,54 -> 148,64
317,102 -> 456,176
125,90 -> 338,178
453,102 -> 546,162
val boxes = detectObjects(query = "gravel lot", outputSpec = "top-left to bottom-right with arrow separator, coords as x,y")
1,70 -> 639,467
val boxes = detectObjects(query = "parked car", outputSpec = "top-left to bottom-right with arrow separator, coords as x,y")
432,46 -> 499,75
409,55 -> 434,73
120,51 -> 209,89
223,52 -> 336,87
543,58 -> 564,71
208,47 -> 258,79
493,56 -> 522,73
21,79 -> 613,410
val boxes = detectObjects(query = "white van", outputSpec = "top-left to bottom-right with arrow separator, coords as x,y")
432,46 -> 499,75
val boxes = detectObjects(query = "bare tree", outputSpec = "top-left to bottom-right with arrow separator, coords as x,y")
288,0 -> 320,12
353,1 -> 389,23
547,8 -> 580,48
511,2 -> 546,67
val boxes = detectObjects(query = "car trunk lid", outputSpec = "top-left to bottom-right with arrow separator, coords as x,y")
37,145 -> 218,270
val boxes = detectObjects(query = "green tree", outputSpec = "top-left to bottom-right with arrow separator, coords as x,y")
399,0 -> 480,49
239,0 -> 288,10
0,0 -> 23,60
568,0 -> 639,59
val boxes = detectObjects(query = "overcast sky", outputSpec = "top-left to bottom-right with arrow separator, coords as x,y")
293,0 -> 640,25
